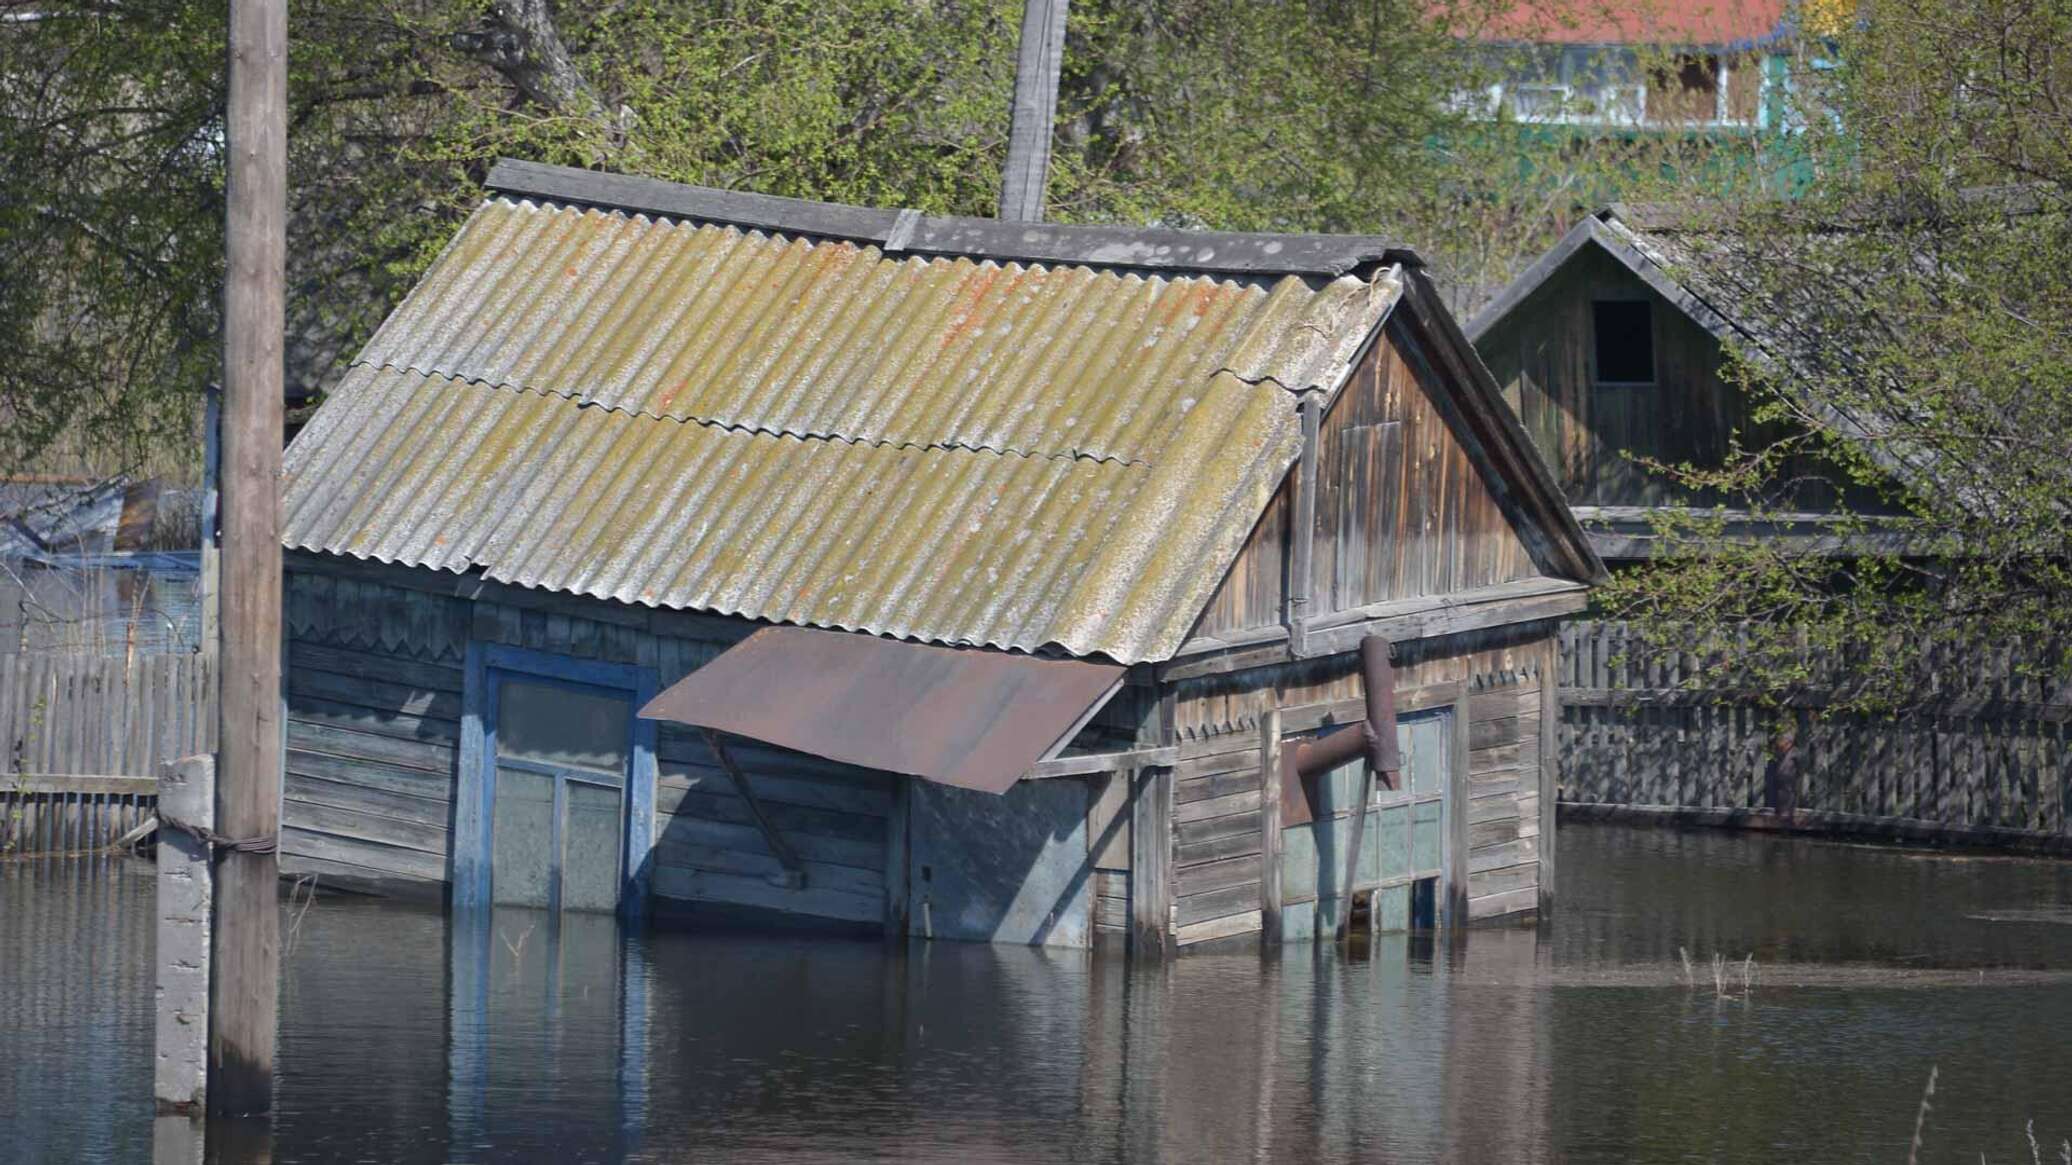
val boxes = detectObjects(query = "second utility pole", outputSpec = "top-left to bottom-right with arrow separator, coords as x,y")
998,0 -> 1068,223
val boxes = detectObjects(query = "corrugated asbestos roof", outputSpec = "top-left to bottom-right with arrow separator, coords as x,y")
358,200 -> 1397,464
285,180 -> 1406,663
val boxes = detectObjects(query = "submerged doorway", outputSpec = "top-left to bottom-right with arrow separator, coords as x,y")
457,645 -> 659,917
1279,705 -> 1458,940
491,677 -> 631,912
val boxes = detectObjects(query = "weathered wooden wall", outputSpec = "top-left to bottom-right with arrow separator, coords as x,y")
1312,319 -> 1539,612
283,555 -> 1123,941
282,569 -> 466,892
1157,622 -> 1557,947
283,558 -> 904,922
1559,620 -> 2072,847
652,728 -> 893,927
1475,245 -> 1884,512
1193,319 -> 1545,640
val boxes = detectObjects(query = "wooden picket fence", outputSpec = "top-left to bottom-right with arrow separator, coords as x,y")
0,652 -> 214,855
1,776 -> 159,856
1558,621 -> 2072,844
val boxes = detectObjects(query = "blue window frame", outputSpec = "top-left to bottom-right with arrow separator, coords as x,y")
455,642 -> 659,918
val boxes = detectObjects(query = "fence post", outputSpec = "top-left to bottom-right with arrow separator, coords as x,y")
155,754 -> 215,1114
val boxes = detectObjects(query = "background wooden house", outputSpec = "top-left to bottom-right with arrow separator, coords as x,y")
1465,203 -> 1906,562
275,160 -> 1601,953
1463,0 -> 1797,133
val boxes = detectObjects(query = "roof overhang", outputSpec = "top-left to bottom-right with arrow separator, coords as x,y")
637,627 -> 1126,795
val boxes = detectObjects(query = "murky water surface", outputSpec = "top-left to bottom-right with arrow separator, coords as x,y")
6,823 -> 2072,1164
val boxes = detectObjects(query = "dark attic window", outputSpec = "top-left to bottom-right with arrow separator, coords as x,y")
1592,299 -> 1655,384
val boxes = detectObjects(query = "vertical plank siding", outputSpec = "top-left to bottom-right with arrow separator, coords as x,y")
1311,319 -> 1538,610
0,653 -> 214,780
1558,620 -> 2072,845
0,779 -> 160,857
1192,322 -> 1544,642
1476,245 -> 1890,512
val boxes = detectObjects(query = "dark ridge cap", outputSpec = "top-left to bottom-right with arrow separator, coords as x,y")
486,158 -> 1423,278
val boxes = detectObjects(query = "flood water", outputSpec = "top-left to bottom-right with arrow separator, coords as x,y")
5,823 -> 2071,1164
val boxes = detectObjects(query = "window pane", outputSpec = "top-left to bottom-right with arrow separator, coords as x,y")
1402,715 -> 1449,797
1375,803 -> 1410,882
496,679 -> 630,775
1592,300 -> 1655,383
560,781 -> 625,912
1311,754 -> 1366,816
1374,883 -> 1412,933
1412,800 -> 1445,874
491,768 -> 556,907
1281,822 -> 1319,902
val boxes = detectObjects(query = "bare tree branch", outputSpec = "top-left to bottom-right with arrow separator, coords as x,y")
451,0 -> 608,127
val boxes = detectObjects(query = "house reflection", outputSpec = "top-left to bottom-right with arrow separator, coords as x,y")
266,901 -> 1550,1163
446,907 -> 649,1162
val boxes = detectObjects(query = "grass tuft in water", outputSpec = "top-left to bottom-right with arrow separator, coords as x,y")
1677,948 -> 1757,999
2018,1118 -> 2072,1165
1908,1064 -> 1937,1165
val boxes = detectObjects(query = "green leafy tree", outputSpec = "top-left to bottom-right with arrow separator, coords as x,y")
0,0 -> 1759,479
1597,0 -> 2072,711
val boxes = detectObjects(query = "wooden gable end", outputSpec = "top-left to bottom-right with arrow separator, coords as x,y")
1309,318 -> 1541,614
1477,244 -> 1742,508
1476,242 -> 1895,514
1189,312 -> 1566,642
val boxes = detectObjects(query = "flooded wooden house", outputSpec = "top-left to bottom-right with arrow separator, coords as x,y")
1466,203 -> 1905,562
275,160 -> 1603,952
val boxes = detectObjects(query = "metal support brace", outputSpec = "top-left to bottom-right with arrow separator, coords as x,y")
700,728 -> 807,890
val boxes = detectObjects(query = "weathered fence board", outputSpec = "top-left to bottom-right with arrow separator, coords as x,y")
1558,621 -> 2072,847
1,777 -> 160,856
1,653 -> 212,855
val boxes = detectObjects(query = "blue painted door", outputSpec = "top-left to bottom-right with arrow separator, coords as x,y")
489,675 -> 633,912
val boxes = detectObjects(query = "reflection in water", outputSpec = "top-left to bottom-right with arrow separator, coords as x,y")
0,856 -> 155,1162
7,824 -> 2072,1164
446,907 -> 646,1162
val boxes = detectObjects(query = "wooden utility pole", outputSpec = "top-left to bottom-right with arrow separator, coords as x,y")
209,0 -> 286,1119
998,0 -> 1069,223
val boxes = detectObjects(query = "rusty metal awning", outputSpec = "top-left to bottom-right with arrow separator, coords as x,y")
637,627 -> 1126,794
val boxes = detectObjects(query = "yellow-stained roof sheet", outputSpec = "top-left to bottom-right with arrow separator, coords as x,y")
359,200 -> 1399,464
286,193 -> 1404,663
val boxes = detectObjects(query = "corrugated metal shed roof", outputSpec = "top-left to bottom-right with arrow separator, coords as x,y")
286,180 -> 1406,663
